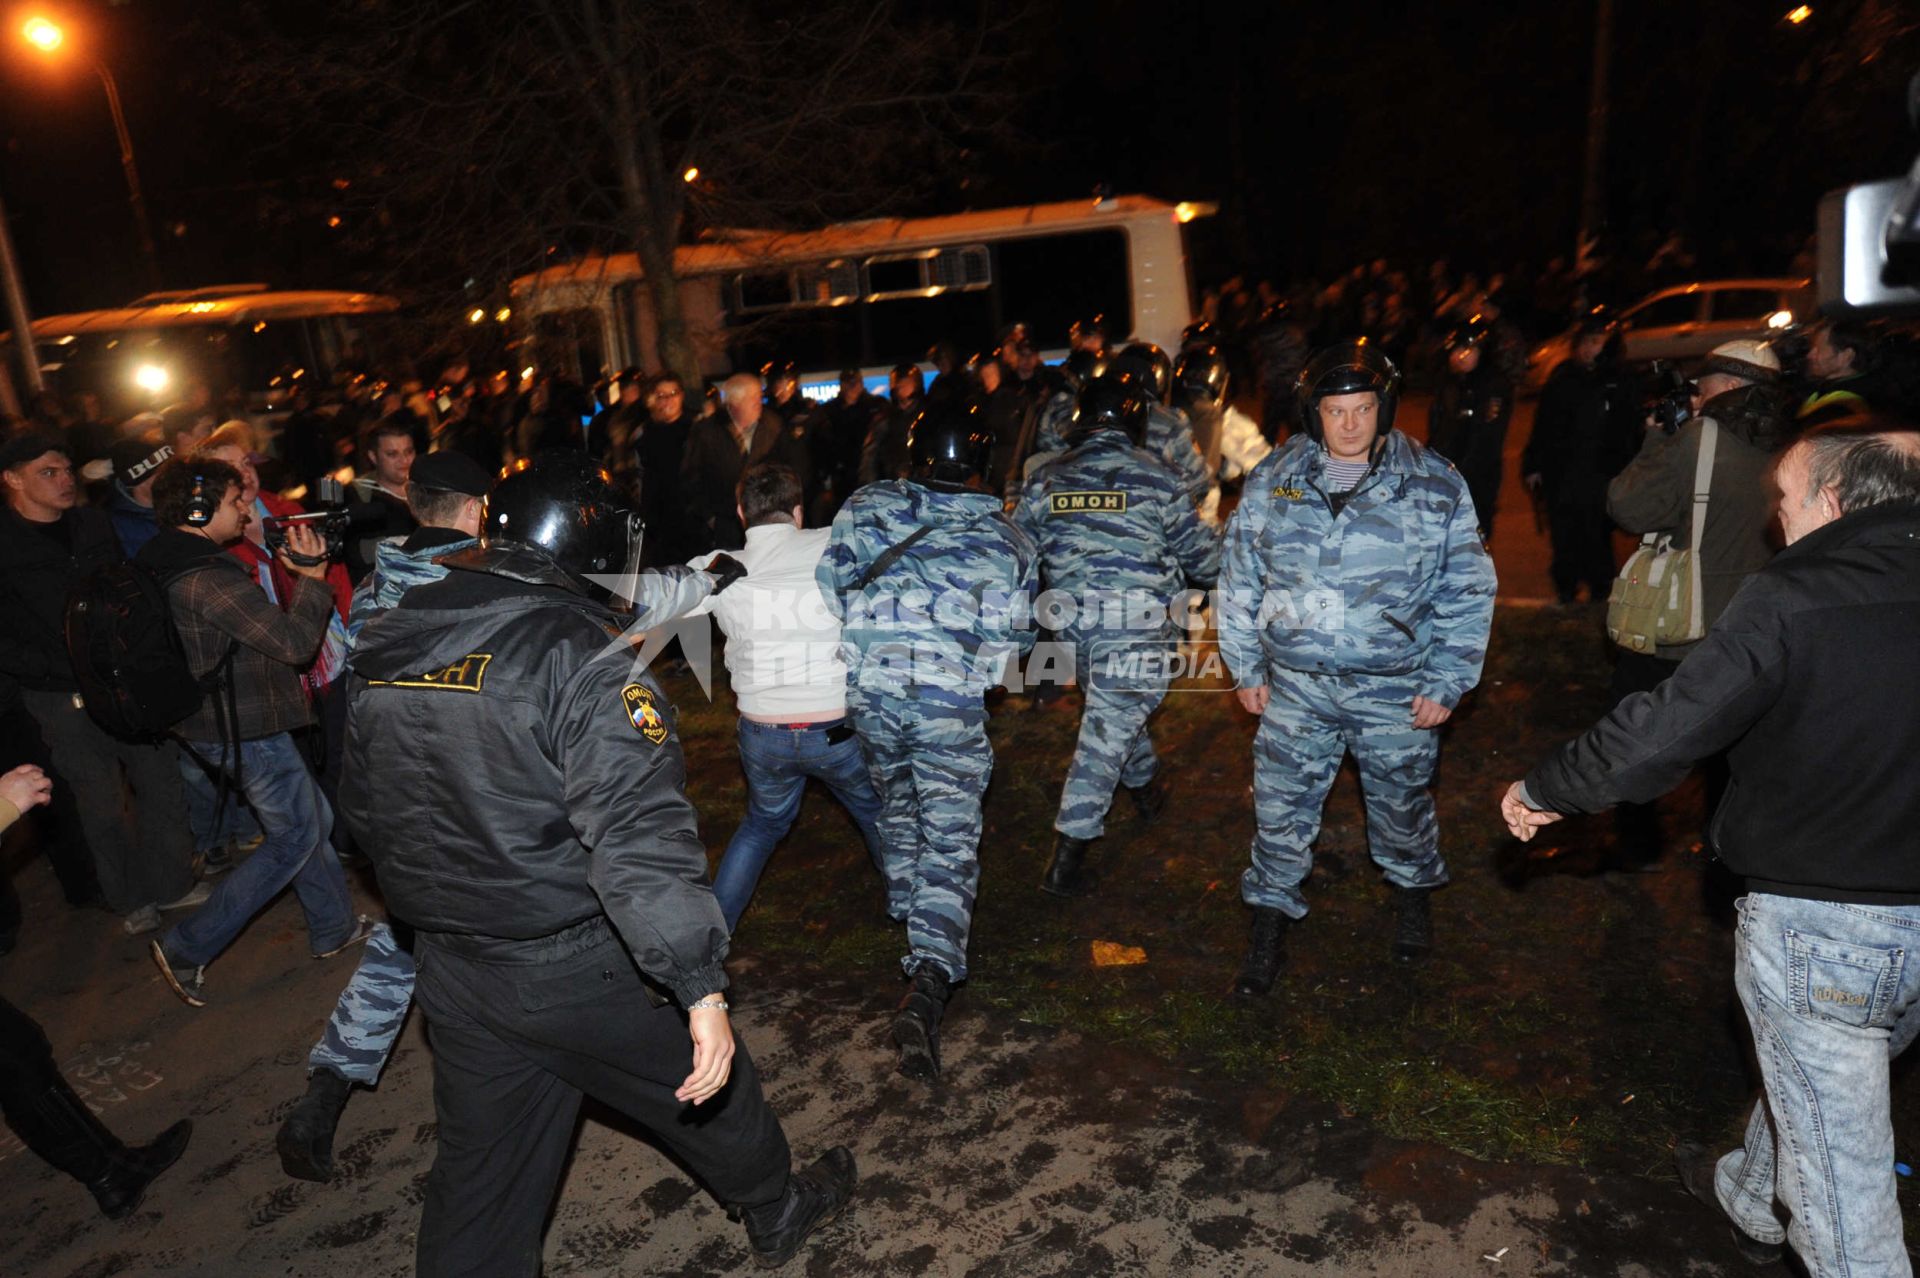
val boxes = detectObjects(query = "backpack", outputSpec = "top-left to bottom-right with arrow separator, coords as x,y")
65,562 -> 236,743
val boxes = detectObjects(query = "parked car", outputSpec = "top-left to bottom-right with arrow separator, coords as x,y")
1524,278 -> 1813,391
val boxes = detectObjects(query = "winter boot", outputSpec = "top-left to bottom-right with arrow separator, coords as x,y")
1232,907 -> 1290,998
1040,834 -> 1095,898
1391,886 -> 1434,964
1125,777 -> 1170,825
741,1146 -> 858,1268
276,1068 -> 353,1182
891,965 -> 952,1081
14,1078 -> 192,1219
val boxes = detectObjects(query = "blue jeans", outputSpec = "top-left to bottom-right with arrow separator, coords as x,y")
712,718 -> 885,930
177,749 -> 262,854
1714,893 -> 1920,1276
162,734 -> 356,967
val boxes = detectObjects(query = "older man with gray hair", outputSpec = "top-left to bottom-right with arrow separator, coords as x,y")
1503,417 -> 1920,1273
680,371 -> 812,551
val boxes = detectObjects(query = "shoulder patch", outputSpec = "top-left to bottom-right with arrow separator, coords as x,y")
1049,490 -> 1128,514
366,653 -> 491,693
620,683 -> 669,744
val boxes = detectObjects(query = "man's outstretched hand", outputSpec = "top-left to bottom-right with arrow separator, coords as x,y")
1500,781 -> 1564,842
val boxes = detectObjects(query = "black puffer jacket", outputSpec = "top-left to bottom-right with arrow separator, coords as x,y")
339,553 -> 728,1006
1526,502 -> 1920,903
0,506 -> 124,693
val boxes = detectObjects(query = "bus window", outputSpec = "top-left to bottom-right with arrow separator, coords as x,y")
864,291 -> 996,365
734,270 -> 797,314
994,229 -> 1130,347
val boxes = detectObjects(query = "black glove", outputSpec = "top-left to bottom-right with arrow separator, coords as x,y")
705,553 -> 747,595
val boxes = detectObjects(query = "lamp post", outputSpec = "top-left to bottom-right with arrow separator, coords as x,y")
20,15 -> 161,291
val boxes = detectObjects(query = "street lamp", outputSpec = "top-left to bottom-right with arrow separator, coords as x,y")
18,14 -> 161,290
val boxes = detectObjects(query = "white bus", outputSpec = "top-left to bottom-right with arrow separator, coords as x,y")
510,194 -> 1207,396
10,283 -> 402,417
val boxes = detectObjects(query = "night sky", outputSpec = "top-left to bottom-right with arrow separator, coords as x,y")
2,0 -> 1914,317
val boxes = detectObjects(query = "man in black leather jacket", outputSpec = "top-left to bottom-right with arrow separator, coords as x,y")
339,452 -> 852,1276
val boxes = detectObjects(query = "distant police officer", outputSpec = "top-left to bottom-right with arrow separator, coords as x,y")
1014,374 -> 1221,896
1113,341 -> 1214,515
1218,342 -> 1495,996
1426,314 -> 1514,542
341,453 -> 853,1276
818,404 -> 1037,1081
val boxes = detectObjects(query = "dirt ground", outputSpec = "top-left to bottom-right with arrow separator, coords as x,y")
5,405 -> 1918,1274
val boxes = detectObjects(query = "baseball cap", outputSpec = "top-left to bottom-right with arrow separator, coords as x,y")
407,450 -> 492,497
0,429 -> 71,473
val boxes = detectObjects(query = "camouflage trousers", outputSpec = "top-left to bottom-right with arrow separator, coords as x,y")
309,921 -> 415,1085
1055,635 -> 1169,840
848,689 -> 992,984
1242,667 -> 1449,919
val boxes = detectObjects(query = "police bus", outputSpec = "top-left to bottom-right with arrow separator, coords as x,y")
509,194 -> 1208,397
9,283 -> 402,418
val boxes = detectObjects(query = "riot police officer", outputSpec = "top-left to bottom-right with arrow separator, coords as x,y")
817,404 -> 1037,1081
1014,375 -> 1221,896
1426,314 -> 1513,542
341,453 -> 854,1276
1218,343 -> 1495,995
1112,341 -> 1213,514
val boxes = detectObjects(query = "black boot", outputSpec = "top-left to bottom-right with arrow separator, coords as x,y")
1125,777 -> 1169,825
1040,834 -> 1095,898
1674,1142 -> 1784,1264
276,1068 -> 352,1182
741,1146 -> 857,1268
1391,886 -> 1434,964
14,1078 -> 192,1220
891,965 -> 952,1081
1232,907 -> 1289,998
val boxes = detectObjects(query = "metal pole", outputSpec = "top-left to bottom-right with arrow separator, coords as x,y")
0,187 -> 45,401
1576,0 -> 1614,269
93,60 -> 160,292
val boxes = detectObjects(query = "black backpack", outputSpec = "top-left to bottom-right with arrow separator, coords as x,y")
65,562 -> 235,743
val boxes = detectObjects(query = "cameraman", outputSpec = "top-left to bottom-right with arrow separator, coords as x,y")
1602,339 -> 1796,865
138,458 -> 368,1006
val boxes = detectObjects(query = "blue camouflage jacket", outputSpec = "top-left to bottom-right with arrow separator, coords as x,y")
1014,429 -> 1221,642
1218,430 -> 1496,707
818,479 -> 1037,701
1030,394 -> 1210,510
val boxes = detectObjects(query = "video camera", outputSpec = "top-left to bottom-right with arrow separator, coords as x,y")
1643,361 -> 1697,436
1818,71 -> 1920,316
261,476 -> 350,567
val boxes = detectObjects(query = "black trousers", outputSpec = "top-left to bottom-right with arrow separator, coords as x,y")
0,993 -> 57,1127
412,921 -> 790,1278
1546,484 -> 1618,604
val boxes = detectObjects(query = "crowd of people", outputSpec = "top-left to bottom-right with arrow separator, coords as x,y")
1,272 -> 1918,1275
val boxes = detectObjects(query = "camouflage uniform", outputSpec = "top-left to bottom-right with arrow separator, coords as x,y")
817,479 -> 1036,983
1014,431 -> 1221,840
1218,430 -> 1495,918
1027,395 -> 1211,513
308,544 -> 712,1084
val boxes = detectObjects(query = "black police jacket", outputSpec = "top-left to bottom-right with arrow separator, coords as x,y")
339,551 -> 728,1005
1525,502 -> 1920,904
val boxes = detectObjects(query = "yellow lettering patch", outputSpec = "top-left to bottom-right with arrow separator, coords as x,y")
1049,490 -> 1127,514
1273,486 -> 1307,501
366,653 -> 491,693
621,683 -> 669,744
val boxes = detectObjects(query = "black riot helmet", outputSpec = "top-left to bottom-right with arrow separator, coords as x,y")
1294,340 -> 1402,440
907,399 -> 993,486
1180,319 -> 1219,352
1114,342 -> 1173,403
762,359 -> 799,394
1173,344 -> 1230,413
1060,347 -> 1111,392
1069,373 -> 1149,445
481,451 -> 645,593
1068,314 -> 1110,352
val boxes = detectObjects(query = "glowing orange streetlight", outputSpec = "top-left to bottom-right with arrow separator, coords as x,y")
682,166 -> 700,183
21,15 -> 62,51
16,13 -> 160,288
1785,5 -> 1812,23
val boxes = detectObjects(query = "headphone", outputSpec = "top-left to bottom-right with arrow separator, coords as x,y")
185,472 -> 216,528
